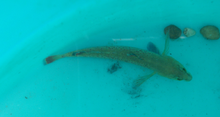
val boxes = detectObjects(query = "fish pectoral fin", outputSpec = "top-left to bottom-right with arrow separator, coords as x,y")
132,72 -> 156,89
162,29 -> 170,56
147,42 -> 160,55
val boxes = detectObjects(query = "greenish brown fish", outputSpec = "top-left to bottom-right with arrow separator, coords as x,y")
45,32 -> 192,89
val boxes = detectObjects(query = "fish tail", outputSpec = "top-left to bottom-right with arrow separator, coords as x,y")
44,55 -> 63,65
44,51 -> 84,65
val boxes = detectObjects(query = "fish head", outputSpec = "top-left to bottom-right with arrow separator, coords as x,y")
172,64 -> 192,81
158,56 -> 192,81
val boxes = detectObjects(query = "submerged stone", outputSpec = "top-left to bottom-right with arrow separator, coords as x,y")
164,25 -> 182,39
183,28 -> 196,37
200,25 -> 220,40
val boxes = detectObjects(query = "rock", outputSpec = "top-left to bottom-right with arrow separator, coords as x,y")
200,25 -> 220,40
183,28 -> 196,37
164,25 -> 182,39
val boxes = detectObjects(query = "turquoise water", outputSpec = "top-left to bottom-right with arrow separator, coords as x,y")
0,0 -> 220,117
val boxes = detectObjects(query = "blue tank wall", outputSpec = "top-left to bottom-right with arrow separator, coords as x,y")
0,0 -> 219,117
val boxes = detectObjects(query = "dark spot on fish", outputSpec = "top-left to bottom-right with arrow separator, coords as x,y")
182,68 -> 186,72
127,53 -> 137,57
72,51 -> 85,56
108,61 -> 121,74
127,52 -> 143,60
147,42 -> 160,54
25,96 -> 28,99
177,77 -> 182,80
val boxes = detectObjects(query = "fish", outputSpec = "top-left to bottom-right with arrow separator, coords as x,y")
44,31 -> 192,89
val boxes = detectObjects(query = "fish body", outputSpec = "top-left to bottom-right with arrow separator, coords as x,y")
46,46 -> 192,82
45,32 -> 192,88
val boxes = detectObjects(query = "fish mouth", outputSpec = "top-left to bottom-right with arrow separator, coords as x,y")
185,73 -> 192,81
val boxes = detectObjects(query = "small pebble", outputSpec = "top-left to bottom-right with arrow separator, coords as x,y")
183,28 -> 196,37
164,25 -> 182,39
200,25 -> 220,40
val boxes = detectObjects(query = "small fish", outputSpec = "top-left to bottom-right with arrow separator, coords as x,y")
45,31 -> 192,89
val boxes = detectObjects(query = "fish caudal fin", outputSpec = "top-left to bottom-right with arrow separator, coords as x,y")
132,72 -> 156,89
44,55 -> 63,65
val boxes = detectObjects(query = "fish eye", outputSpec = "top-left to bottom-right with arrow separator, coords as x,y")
182,68 -> 186,72
177,77 -> 182,80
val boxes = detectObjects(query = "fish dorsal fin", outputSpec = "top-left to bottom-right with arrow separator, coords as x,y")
162,30 -> 170,56
147,42 -> 160,55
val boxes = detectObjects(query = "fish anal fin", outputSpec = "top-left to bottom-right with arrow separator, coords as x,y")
132,72 -> 156,89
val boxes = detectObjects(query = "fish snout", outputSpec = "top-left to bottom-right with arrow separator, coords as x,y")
184,73 -> 192,81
